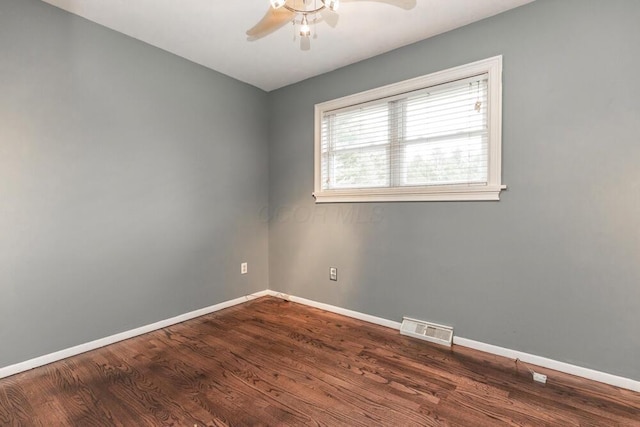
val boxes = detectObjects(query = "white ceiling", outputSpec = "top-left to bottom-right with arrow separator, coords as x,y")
42,0 -> 533,91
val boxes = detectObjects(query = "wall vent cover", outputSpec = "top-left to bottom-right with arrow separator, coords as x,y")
400,317 -> 453,347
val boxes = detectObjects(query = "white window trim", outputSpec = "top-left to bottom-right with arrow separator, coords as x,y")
313,55 -> 506,203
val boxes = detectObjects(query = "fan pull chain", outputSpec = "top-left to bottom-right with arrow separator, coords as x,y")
313,15 -> 318,39
313,0 -> 318,39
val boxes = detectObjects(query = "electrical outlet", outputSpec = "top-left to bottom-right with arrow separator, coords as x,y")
330,267 -> 337,281
533,372 -> 547,384
241,262 -> 248,275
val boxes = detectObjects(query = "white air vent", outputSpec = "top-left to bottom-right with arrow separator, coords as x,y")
400,317 -> 453,347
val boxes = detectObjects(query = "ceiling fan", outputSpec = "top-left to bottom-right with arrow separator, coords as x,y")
246,0 -> 417,41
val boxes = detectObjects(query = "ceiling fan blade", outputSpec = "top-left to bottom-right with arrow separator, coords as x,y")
246,7 -> 296,40
341,0 -> 417,10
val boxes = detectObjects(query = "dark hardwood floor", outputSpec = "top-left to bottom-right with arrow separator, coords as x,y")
1,296 -> 639,426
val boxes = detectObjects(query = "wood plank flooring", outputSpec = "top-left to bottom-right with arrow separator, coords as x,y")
1,296 -> 639,426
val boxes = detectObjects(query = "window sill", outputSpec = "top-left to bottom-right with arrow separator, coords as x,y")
313,185 -> 506,203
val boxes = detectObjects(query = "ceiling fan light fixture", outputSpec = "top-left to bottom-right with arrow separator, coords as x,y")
251,0 -> 354,43
325,0 -> 340,11
270,0 -> 287,9
299,14 -> 311,37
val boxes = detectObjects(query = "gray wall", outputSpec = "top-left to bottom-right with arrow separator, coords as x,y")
268,0 -> 640,380
0,0 -> 269,368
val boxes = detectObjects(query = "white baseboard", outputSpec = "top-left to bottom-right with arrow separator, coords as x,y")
3,289 -> 639,393
267,290 -> 640,393
452,337 -> 640,393
0,290 -> 270,380
265,290 -> 402,330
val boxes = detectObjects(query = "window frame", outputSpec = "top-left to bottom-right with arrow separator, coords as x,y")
313,56 -> 505,203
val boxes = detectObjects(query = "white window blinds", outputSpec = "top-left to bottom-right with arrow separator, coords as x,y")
321,75 -> 488,191
314,56 -> 504,203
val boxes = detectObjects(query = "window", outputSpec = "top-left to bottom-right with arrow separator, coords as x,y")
313,56 -> 505,203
